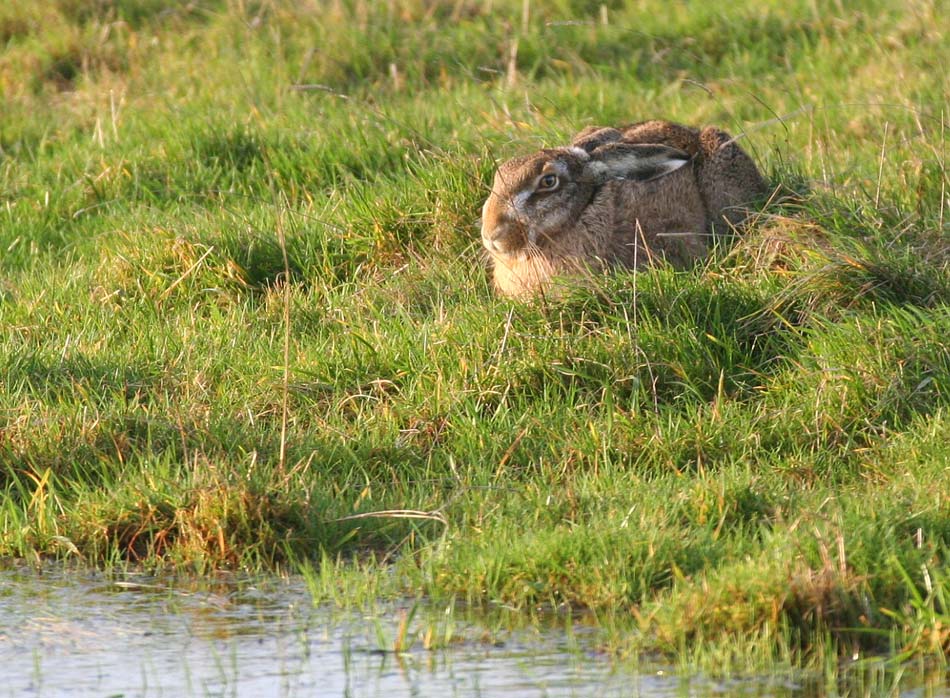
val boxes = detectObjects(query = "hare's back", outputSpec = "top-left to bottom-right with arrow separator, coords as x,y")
694,127 -> 768,231
619,120 -> 703,155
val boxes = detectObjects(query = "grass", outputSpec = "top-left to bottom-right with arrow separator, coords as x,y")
1,0 -> 949,675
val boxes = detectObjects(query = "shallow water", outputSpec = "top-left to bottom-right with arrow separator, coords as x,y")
0,565 -> 944,698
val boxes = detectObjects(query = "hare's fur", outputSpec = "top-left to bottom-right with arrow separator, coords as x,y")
481,120 -> 766,297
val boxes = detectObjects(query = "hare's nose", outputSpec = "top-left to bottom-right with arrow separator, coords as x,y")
482,217 -> 523,255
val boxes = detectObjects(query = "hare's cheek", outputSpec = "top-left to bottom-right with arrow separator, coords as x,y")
511,189 -> 532,218
532,206 -> 571,239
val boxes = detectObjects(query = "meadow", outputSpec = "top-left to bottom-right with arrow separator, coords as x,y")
1,0 -> 948,673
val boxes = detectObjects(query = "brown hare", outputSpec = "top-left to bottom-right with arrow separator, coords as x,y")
480,120 -> 767,297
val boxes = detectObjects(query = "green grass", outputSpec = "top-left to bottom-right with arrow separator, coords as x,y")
1,0 -> 949,674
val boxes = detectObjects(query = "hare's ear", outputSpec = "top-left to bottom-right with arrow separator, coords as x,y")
572,126 -> 623,153
586,143 -> 691,183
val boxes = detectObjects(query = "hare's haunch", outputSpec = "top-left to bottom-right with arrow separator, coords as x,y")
480,120 -> 767,297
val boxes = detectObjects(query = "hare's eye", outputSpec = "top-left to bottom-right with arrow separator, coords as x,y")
537,174 -> 559,191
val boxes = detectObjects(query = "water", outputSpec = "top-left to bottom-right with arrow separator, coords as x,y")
0,565 -> 634,697
0,564 -> 943,698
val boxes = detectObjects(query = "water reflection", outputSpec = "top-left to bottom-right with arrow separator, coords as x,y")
0,564 -> 946,698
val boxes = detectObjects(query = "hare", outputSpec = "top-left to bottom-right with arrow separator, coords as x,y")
480,120 -> 767,296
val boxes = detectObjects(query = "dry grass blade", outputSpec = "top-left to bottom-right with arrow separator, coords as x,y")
333,510 -> 449,526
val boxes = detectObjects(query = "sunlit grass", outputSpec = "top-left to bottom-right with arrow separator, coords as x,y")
1,0 -> 948,672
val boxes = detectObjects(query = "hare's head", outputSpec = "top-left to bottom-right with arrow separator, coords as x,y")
480,142 -> 691,260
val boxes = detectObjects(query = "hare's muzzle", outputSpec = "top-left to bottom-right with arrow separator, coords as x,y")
481,213 -> 526,256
